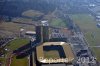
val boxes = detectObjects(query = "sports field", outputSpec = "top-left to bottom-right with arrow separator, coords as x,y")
50,18 -> 67,28
69,14 -> 100,61
10,56 -> 28,66
6,38 -> 29,66
22,10 -> 44,18
6,38 -> 29,50
44,50 -> 60,59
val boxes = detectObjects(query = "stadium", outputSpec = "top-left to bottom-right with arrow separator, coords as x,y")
36,42 -> 74,64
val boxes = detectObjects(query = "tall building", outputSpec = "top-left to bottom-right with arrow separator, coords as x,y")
36,21 -> 50,43
36,26 -> 50,42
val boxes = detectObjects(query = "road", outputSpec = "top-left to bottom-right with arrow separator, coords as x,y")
69,19 -> 97,66
58,10 -> 98,66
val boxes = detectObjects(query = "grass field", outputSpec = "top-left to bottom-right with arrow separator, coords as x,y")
6,38 -> 29,66
0,57 -> 6,66
0,22 -> 35,37
0,38 -> 29,66
6,38 -> 29,50
10,56 -> 28,66
70,14 -> 100,46
12,17 -> 32,22
50,18 -> 67,27
22,10 -> 44,18
44,50 -> 60,59
69,14 -> 100,61
91,48 -> 100,61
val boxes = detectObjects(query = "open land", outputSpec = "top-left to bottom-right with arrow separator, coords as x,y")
50,18 -> 66,28
69,14 -> 100,61
0,38 -> 29,66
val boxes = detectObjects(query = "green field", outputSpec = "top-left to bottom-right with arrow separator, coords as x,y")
69,14 -> 100,61
44,50 -> 60,59
0,58 -> 6,66
70,14 -> 100,46
92,48 -> 100,61
6,38 -> 29,66
50,18 -> 67,28
0,38 -> 29,66
12,17 -> 32,22
0,22 -> 35,37
22,10 -> 44,18
11,56 -> 28,66
7,38 -> 29,50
